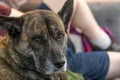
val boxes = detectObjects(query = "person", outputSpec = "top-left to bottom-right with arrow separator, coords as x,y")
0,1 -> 120,80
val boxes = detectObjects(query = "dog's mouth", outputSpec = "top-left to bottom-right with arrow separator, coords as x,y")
32,69 -> 51,79
29,68 -> 65,80
45,67 -> 66,75
19,66 -> 53,80
18,64 -> 64,80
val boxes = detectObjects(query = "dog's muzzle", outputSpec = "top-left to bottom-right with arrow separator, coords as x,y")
45,58 -> 67,75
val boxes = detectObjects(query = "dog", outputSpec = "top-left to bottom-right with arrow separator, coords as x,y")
0,0 -> 73,80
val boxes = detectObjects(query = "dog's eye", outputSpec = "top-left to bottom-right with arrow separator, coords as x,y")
57,34 -> 64,40
54,30 -> 64,41
32,35 -> 47,44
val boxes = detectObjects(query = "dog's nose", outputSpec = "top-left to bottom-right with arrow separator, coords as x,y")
54,60 -> 65,69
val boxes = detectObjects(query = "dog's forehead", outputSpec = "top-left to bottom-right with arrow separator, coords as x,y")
22,10 -> 65,35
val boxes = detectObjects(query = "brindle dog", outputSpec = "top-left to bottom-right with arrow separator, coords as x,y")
0,0 -> 73,80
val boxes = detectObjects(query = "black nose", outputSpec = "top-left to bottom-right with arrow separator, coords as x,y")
54,60 -> 65,69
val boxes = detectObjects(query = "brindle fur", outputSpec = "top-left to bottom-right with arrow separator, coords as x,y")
0,0 -> 73,80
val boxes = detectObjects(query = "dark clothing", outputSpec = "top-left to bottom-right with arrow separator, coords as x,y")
67,39 -> 109,80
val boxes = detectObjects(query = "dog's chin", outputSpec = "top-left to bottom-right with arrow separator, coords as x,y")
44,71 -> 67,80
45,69 -> 66,76
35,70 -> 66,80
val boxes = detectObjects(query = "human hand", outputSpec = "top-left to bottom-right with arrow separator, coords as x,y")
0,4 -> 11,16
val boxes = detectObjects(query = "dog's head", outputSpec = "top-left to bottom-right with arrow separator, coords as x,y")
0,0 -> 73,79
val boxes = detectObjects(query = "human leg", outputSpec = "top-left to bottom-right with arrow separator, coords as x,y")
106,52 -> 120,79
67,42 -> 120,80
67,49 -> 109,80
71,0 -> 112,50
67,47 -> 120,79
67,39 -> 109,80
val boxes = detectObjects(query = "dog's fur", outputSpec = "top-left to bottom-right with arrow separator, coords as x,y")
0,0 -> 73,80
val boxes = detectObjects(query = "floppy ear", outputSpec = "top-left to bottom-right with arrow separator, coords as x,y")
58,0 -> 73,32
0,15 -> 24,38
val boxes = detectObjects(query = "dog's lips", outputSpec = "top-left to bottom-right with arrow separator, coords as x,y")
33,70 -> 55,79
25,67 -> 58,78
45,67 -> 65,76
22,67 -> 51,79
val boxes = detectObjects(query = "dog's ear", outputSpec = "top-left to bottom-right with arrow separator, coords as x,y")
58,0 -> 73,32
0,15 -> 24,38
